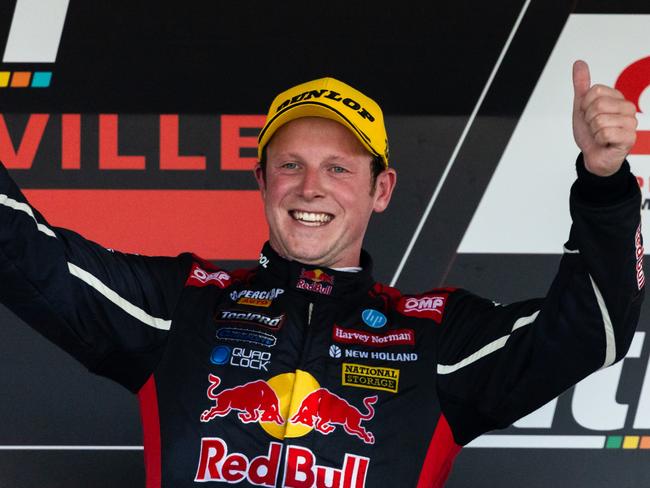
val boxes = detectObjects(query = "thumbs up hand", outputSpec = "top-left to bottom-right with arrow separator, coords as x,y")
572,60 -> 638,176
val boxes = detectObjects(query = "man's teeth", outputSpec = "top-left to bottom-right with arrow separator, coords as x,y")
291,211 -> 333,225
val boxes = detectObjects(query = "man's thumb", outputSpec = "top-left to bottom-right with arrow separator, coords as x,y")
572,60 -> 591,105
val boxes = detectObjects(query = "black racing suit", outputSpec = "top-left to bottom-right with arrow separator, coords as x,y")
0,157 -> 643,488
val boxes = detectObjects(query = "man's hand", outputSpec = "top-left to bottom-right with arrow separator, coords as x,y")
572,60 -> 638,176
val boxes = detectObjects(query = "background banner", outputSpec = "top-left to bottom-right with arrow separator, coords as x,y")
0,1 -> 649,486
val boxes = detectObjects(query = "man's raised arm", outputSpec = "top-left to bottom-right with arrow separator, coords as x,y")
436,60 -> 644,445
0,164 -> 192,391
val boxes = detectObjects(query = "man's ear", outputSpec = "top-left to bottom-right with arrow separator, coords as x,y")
372,168 -> 397,213
254,163 -> 266,197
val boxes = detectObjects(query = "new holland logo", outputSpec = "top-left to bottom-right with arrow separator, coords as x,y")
1,0 -> 70,88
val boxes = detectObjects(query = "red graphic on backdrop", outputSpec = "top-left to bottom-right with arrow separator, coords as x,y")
615,56 -> 650,155
0,114 -> 268,260
200,374 -> 284,425
290,388 -> 377,444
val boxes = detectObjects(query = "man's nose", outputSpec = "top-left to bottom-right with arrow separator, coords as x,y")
298,167 -> 325,199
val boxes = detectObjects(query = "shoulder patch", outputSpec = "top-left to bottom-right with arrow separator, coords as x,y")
397,291 -> 451,323
186,262 -> 232,288
370,282 -> 403,310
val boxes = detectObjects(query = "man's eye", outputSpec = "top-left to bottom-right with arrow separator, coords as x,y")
330,166 -> 349,174
281,162 -> 299,169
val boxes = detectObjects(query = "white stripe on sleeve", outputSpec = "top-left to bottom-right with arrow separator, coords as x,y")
589,274 -> 616,368
563,246 -> 580,254
437,310 -> 540,376
67,262 -> 172,331
0,193 -> 56,238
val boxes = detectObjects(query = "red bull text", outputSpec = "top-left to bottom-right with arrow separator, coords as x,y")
195,438 -> 370,487
296,268 -> 335,295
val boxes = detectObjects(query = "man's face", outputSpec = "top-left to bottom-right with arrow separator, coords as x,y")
255,117 -> 396,268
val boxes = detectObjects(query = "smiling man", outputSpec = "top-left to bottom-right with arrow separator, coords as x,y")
256,116 -> 396,268
254,77 -> 397,269
0,62 -> 644,487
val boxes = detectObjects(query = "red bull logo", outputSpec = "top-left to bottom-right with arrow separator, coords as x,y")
197,372 -> 375,485
289,388 -> 377,444
296,268 -> 334,295
195,437 -> 369,487
299,268 -> 335,285
200,374 -> 283,424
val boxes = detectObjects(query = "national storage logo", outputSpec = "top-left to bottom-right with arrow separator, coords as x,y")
1,0 -> 70,88
468,331 -> 650,451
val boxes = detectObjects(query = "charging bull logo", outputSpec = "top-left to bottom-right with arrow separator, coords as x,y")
289,388 -> 377,444
200,372 -> 378,445
200,374 -> 283,424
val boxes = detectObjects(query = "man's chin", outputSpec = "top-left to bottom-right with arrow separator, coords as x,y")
282,242 -> 334,266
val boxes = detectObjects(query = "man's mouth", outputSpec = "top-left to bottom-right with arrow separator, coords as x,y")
289,210 -> 334,227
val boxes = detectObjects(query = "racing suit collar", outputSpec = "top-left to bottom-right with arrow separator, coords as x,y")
257,242 -> 374,299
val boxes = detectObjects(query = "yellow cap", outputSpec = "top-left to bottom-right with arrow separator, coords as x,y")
257,77 -> 389,167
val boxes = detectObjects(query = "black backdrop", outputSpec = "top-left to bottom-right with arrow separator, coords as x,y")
1,1 -> 649,487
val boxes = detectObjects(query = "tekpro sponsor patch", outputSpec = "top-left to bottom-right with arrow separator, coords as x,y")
216,327 -> 277,348
216,309 -> 285,330
342,362 -> 400,393
333,325 -> 415,347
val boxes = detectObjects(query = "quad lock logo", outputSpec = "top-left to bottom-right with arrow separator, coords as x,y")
210,346 -> 271,371
1,0 -> 70,88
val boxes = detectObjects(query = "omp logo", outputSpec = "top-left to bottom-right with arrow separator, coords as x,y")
1,0 -> 70,88
468,332 -> 650,450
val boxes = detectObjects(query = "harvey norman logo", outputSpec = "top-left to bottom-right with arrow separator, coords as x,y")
468,331 -> 650,450
1,0 -> 70,88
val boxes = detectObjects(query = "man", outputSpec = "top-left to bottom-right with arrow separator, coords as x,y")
0,60 -> 643,487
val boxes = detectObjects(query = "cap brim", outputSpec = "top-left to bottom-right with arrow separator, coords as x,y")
258,101 -> 382,163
